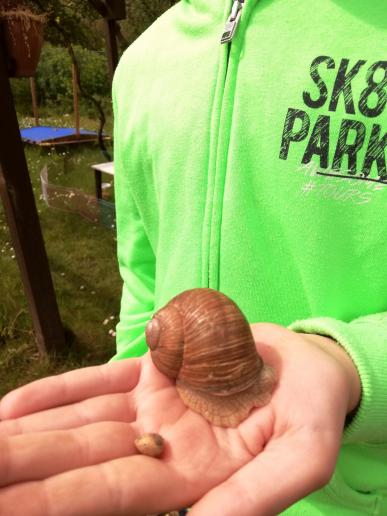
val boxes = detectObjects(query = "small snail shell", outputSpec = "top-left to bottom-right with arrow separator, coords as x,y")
134,433 -> 164,457
146,288 -> 275,427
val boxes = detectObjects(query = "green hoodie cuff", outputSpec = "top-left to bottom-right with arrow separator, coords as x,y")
110,330 -> 148,361
289,317 -> 387,445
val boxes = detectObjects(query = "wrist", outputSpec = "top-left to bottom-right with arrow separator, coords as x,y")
300,333 -> 361,415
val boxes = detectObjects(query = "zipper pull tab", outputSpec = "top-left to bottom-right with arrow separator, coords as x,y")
221,0 -> 244,44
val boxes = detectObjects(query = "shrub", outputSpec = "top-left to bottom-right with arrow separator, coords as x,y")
11,43 -> 110,114
10,78 -> 32,112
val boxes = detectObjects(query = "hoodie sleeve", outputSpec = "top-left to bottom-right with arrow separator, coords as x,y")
110,76 -> 155,360
289,312 -> 387,444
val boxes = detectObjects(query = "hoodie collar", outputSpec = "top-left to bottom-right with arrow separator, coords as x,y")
184,0 -> 251,35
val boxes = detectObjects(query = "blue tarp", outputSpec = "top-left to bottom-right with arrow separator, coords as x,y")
20,126 -> 99,144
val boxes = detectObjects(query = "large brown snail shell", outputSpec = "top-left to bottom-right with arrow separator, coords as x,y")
146,288 -> 275,427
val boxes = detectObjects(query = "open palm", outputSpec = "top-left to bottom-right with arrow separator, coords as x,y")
0,324 -> 351,516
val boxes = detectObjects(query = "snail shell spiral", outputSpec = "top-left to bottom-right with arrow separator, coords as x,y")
146,288 -> 275,427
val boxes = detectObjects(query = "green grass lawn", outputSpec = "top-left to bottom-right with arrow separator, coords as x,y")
0,112 -> 123,397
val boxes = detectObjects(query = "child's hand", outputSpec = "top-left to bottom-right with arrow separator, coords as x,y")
0,324 -> 359,516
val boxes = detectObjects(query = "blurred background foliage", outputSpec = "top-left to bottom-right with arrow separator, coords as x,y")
1,0 -> 179,392
10,0 -> 179,113
11,44 -> 111,113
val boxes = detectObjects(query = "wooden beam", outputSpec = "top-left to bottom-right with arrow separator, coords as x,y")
30,77 -> 39,126
72,63 -> 80,136
103,18 -> 119,84
88,0 -> 125,83
88,0 -> 108,18
105,0 -> 126,20
88,0 -> 126,20
0,28 -> 66,355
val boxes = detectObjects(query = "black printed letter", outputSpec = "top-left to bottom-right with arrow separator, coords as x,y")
303,56 -> 335,109
332,119 -> 366,174
301,115 -> 330,168
359,61 -> 387,118
362,124 -> 387,179
329,58 -> 366,114
279,108 -> 310,160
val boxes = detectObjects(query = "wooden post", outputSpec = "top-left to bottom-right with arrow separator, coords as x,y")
29,76 -> 39,126
103,18 -> 119,85
94,169 -> 103,199
87,1 -> 126,84
0,27 -> 66,355
72,62 -> 80,136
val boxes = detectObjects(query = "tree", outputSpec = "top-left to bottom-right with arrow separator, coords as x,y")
120,0 -> 178,47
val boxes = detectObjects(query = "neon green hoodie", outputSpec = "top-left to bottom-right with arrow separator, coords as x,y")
112,0 -> 387,513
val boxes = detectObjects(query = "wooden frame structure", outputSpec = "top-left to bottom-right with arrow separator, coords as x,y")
22,64 -> 111,146
0,22 -> 65,354
0,0 -> 125,354
88,0 -> 126,83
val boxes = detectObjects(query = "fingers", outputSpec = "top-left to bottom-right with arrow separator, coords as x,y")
0,455 -> 193,516
0,392 -> 136,437
0,421 -> 137,487
190,430 -> 339,516
0,358 -> 141,419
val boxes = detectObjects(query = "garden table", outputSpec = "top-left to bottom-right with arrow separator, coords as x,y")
91,160 -> 114,199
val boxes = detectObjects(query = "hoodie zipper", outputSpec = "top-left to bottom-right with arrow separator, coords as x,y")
221,0 -> 245,44
202,0 -> 247,289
